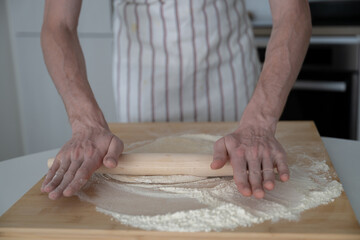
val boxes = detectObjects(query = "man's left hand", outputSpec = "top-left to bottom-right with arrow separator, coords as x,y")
211,125 -> 289,199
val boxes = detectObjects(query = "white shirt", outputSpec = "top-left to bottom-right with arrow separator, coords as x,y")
112,0 -> 260,123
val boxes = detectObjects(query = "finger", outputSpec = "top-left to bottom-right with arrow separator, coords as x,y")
262,154 -> 275,191
41,159 -> 60,192
63,166 -> 92,197
231,150 -> 251,197
211,137 -> 229,170
275,153 -> 290,182
103,136 -> 124,168
63,153 -> 101,196
49,160 -> 83,200
247,153 -> 264,199
43,157 -> 71,193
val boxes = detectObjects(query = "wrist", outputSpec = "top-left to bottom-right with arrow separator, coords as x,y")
69,105 -> 108,133
239,100 -> 278,134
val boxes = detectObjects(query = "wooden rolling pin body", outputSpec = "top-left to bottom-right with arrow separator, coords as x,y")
47,153 -> 233,177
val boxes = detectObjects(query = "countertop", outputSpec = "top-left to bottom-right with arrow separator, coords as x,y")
1,136 -> 359,225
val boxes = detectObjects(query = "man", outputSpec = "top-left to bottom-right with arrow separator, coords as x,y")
40,0 -> 311,200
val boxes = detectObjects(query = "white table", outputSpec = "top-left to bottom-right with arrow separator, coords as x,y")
1,137 -> 359,224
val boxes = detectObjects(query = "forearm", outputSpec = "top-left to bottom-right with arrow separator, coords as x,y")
241,2 -> 311,132
41,25 -> 107,129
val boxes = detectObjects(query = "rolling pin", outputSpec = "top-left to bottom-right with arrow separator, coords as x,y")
47,153 -> 233,177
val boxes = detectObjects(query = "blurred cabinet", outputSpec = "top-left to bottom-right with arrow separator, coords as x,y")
7,0 -> 116,154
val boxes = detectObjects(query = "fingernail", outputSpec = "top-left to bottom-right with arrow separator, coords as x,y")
210,161 -> 217,169
281,174 -> 289,181
243,188 -> 252,196
49,192 -> 57,200
63,188 -> 72,197
254,189 -> 265,199
105,158 -> 116,167
264,181 -> 274,190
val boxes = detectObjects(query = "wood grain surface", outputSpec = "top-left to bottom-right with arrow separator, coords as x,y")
48,153 -> 235,177
1,121 -> 359,240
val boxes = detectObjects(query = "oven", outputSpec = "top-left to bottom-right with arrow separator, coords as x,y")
256,42 -> 359,140
250,0 -> 360,139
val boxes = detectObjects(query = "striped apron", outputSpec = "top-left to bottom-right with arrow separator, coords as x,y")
112,0 -> 261,122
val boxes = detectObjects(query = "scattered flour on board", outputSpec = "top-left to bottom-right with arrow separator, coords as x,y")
76,134 -> 343,232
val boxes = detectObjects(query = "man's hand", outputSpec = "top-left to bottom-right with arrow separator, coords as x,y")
41,124 -> 123,200
211,125 -> 289,199
210,0 -> 311,198
40,0 -> 125,200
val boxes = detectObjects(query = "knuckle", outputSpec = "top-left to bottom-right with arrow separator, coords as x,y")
76,167 -> 92,179
64,170 -> 75,179
262,157 -> 273,166
249,146 -> 259,159
71,157 -> 83,166
54,153 -> 63,163
48,166 -> 57,173
234,148 -> 245,158
233,173 -> 247,185
56,168 -> 66,176
234,180 -> 249,190
249,169 -> 261,176
77,168 -> 89,178
116,137 -> 124,148
84,145 -> 98,159
262,149 -> 271,159
213,138 -> 223,150
213,155 -> 225,162
71,178 -> 87,189
274,147 -> 286,157
277,162 -> 289,172
224,135 -> 237,148
214,138 -> 223,146
48,181 -> 58,188
233,177 -> 243,186
71,148 -> 82,160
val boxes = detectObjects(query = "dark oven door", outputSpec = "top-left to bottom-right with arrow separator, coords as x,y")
257,43 -> 359,140
282,72 -> 357,139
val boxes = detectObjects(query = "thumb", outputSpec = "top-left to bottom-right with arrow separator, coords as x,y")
103,136 -> 124,168
211,137 -> 229,169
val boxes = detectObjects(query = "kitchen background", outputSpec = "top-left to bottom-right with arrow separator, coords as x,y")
0,0 -> 359,162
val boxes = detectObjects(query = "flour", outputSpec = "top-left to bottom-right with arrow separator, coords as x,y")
76,134 -> 343,232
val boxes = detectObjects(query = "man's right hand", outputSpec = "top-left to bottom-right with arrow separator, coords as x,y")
40,0 -> 125,200
41,123 -> 124,200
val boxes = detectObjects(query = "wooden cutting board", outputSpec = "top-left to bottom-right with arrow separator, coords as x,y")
1,121 -> 359,240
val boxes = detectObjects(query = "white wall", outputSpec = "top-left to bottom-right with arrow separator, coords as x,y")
0,0 -> 24,161
0,0 -> 117,160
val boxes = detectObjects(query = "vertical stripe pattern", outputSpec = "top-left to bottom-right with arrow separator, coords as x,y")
234,0 -> 250,102
112,0 -> 260,123
114,1 -> 123,121
202,0 -> 212,121
189,0 -> 197,121
160,1 -> 170,122
146,0 -> 156,122
134,1 -> 143,122
213,0 -> 225,121
174,0 -> 184,121
224,0 -> 238,121
123,2 -> 131,122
